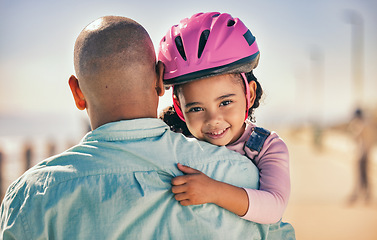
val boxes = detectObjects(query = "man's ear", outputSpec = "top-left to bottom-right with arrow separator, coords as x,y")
68,75 -> 87,110
155,61 -> 165,97
248,81 -> 257,109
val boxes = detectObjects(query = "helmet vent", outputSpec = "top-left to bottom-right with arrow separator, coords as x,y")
175,36 -> 187,61
227,19 -> 236,27
212,13 -> 220,18
198,30 -> 210,58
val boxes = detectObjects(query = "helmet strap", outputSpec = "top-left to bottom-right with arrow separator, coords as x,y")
241,73 -> 251,121
172,87 -> 186,122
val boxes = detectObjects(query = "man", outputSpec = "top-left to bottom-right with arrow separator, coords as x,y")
0,16 -> 293,239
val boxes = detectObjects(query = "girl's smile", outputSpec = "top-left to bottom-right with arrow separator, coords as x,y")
204,126 -> 230,139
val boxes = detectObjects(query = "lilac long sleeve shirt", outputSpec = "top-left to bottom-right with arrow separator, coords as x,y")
227,122 -> 291,224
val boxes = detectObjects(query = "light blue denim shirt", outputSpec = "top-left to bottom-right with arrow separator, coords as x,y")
0,119 -> 294,239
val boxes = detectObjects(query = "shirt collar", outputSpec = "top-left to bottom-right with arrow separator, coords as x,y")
83,118 -> 170,142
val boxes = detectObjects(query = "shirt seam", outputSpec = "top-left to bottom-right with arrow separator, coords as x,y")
15,194 -> 32,240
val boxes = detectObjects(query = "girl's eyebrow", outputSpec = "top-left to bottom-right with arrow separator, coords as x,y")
185,94 -> 236,108
217,93 -> 236,101
185,102 -> 201,108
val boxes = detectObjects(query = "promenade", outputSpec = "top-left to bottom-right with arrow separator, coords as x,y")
281,127 -> 377,240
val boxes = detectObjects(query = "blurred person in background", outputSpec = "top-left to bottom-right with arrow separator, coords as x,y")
348,108 -> 375,205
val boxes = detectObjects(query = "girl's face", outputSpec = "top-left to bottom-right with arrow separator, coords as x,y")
177,74 -> 253,146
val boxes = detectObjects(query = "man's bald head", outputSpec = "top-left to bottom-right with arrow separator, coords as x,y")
74,16 -> 156,94
70,16 -> 164,129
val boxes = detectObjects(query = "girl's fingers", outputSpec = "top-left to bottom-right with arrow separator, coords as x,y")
171,175 -> 187,186
174,194 -> 194,206
178,200 -> 192,206
172,164 -> 202,186
177,163 -> 201,174
171,184 -> 186,194
174,192 -> 188,202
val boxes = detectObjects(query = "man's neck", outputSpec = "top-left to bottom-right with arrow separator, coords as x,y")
89,110 -> 157,130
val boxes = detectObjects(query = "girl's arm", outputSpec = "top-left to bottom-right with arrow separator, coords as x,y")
171,133 -> 290,224
171,163 -> 249,217
241,133 -> 290,224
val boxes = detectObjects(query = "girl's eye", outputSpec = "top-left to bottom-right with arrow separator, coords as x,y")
188,107 -> 203,113
220,100 -> 232,106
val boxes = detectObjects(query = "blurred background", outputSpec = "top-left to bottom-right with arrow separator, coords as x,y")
1,0 -> 376,239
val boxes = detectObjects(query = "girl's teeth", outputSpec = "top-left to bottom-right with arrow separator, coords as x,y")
212,129 -> 225,135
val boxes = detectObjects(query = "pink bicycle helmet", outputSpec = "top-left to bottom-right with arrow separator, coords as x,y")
158,12 -> 260,86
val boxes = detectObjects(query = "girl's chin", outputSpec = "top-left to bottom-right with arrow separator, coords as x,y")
205,137 -> 231,146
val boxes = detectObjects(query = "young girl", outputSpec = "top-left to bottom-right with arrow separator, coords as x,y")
158,12 -> 290,224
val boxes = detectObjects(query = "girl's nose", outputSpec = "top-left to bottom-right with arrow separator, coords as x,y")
205,110 -> 221,126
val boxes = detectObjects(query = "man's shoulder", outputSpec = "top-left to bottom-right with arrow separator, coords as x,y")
164,130 -> 259,185
165,130 -> 248,161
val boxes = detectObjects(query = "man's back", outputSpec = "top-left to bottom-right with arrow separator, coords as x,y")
1,119 -> 275,239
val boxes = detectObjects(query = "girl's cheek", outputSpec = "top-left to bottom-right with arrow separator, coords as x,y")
186,117 -> 201,134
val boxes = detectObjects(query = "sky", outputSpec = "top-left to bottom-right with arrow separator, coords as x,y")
0,0 -> 376,139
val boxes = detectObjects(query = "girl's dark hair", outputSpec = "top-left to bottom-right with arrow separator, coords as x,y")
159,106 -> 191,136
159,71 -> 263,136
245,71 -> 263,118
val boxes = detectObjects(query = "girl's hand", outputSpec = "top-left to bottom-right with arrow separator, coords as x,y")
171,163 -> 249,216
171,163 -> 219,206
